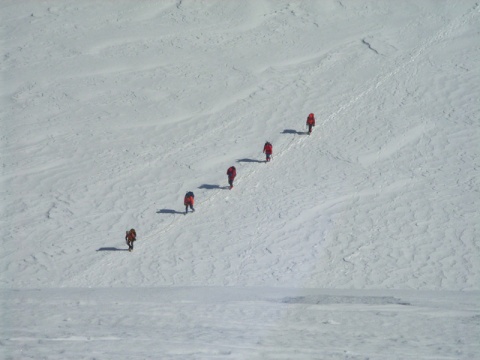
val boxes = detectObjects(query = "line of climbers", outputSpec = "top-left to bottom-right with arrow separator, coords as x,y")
125,113 -> 316,251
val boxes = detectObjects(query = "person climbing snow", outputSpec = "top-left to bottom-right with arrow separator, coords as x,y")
184,191 -> 195,214
227,166 -> 236,189
306,113 -> 316,135
125,228 -> 137,252
263,141 -> 273,162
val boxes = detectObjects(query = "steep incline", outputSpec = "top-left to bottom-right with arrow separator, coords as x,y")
1,1 -> 478,290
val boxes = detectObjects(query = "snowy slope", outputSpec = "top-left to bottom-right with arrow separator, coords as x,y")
1,0 -> 479,358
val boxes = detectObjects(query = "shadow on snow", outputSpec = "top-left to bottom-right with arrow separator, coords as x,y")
198,184 -> 228,190
156,209 -> 184,215
282,129 -> 307,135
237,158 -> 264,163
97,247 -> 129,252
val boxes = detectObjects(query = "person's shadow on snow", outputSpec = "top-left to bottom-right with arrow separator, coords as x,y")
282,129 -> 307,135
237,158 -> 263,163
198,184 -> 226,190
97,247 -> 129,252
157,209 -> 185,215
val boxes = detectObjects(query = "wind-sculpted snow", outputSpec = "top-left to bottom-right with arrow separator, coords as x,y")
1,0 -> 479,358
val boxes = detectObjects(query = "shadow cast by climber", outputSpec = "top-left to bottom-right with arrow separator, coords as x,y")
282,129 -> 307,135
237,158 -> 263,163
198,184 -> 226,190
157,209 -> 185,215
97,247 -> 129,252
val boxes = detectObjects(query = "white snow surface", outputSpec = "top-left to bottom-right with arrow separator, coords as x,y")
1,0 -> 479,359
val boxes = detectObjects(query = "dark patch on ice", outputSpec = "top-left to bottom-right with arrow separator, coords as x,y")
280,295 -> 411,306
464,314 -> 480,325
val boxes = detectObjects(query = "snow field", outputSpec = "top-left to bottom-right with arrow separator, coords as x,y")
1,0 -> 479,358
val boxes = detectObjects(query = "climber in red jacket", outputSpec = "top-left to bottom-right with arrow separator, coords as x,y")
227,166 -> 236,189
306,113 -> 316,135
263,142 -> 273,162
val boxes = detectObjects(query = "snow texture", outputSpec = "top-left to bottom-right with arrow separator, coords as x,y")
1,0 -> 479,359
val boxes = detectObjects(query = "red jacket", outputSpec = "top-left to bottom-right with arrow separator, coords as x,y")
307,113 -> 315,126
227,166 -> 236,179
263,143 -> 273,155
126,229 -> 136,241
184,195 -> 194,206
